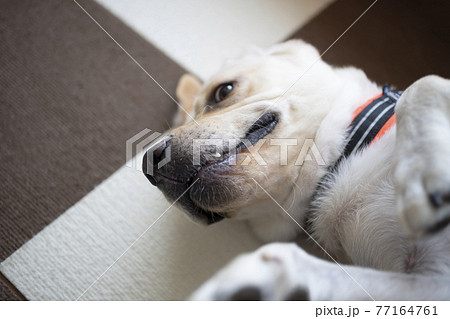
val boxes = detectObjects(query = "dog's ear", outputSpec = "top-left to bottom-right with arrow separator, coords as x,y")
173,74 -> 202,127
267,40 -> 320,60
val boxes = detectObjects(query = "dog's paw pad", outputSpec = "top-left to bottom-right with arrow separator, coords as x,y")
228,286 -> 262,301
285,287 -> 310,301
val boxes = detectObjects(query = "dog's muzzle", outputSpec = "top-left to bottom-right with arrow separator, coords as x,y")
142,138 -> 226,224
142,112 -> 279,225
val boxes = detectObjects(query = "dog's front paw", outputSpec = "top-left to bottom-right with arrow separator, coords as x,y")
190,243 -> 311,301
395,77 -> 450,236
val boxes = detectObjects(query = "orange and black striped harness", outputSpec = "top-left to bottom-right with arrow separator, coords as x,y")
307,86 -> 403,230
330,85 -> 402,173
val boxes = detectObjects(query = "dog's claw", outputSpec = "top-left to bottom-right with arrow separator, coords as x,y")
426,189 -> 450,233
425,214 -> 450,234
424,190 -> 450,233
429,192 -> 444,208
398,184 -> 450,236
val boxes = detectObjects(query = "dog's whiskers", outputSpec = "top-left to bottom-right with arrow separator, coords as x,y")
284,182 -> 297,212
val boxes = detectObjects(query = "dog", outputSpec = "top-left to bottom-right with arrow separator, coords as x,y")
142,40 -> 450,300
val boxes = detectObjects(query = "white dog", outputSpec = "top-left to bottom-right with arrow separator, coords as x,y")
143,40 -> 450,300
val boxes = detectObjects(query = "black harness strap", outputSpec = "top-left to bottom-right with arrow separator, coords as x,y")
305,86 -> 403,232
328,86 -> 402,174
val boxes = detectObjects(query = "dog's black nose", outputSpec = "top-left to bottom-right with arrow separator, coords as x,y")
142,139 -> 170,186
141,137 -> 226,224
152,140 -> 168,164
142,152 -> 156,185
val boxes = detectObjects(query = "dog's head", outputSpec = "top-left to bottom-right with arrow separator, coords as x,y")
143,40 -> 340,225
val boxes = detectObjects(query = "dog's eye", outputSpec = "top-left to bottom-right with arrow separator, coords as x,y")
213,83 -> 234,103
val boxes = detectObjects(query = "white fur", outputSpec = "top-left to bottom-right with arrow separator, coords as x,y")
173,41 -> 450,300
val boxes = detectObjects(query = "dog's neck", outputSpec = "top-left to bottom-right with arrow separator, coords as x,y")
246,67 -> 381,244
294,67 -> 381,210
314,67 -> 382,172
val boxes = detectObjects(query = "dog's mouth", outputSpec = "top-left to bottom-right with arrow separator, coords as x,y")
185,112 -> 279,222
236,112 -> 279,153
198,112 -> 279,169
191,112 -> 279,177
146,113 -> 279,225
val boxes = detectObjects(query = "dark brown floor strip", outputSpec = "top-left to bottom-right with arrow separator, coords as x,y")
0,0 -> 185,264
0,272 -> 25,301
288,0 -> 450,89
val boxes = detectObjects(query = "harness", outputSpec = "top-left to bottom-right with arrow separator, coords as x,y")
329,85 -> 403,174
306,86 -> 403,230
